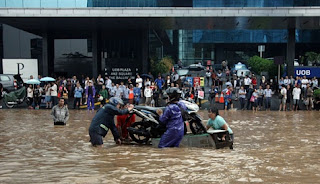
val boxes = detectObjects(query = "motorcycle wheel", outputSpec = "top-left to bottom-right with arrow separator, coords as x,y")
129,122 -> 150,144
189,120 -> 207,135
4,100 -> 14,108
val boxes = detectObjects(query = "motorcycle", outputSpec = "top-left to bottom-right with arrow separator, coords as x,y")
126,100 -> 207,144
2,87 -> 27,108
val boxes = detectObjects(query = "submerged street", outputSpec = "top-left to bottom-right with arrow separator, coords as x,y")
0,109 -> 319,183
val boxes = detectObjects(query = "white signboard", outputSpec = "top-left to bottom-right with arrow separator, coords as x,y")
2,59 -> 38,82
258,45 -> 265,52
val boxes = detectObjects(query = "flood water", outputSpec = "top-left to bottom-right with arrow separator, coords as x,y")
0,109 -> 319,183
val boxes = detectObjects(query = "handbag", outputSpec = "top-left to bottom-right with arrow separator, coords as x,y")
250,95 -> 255,102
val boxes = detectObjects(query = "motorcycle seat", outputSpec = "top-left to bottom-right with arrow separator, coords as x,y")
135,106 -> 165,114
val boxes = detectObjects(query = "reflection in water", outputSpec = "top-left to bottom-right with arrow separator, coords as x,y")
0,109 -> 319,183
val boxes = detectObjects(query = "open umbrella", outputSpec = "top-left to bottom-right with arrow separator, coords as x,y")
140,74 -> 153,79
40,77 -> 55,82
25,79 -> 40,85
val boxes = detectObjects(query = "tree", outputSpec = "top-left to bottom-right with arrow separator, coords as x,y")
305,52 -> 320,65
150,56 -> 173,76
247,56 -> 279,77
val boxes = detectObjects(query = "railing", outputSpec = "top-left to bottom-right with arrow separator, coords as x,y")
0,0 -> 173,8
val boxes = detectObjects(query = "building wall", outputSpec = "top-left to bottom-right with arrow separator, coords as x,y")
3,24 -> 41,59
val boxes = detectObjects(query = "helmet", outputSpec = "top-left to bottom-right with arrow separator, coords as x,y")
109,97 -> 124,106
98,96 -> 103,101
165,87 -> 181,102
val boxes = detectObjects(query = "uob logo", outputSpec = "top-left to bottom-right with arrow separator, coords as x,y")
296,70 -> 310,76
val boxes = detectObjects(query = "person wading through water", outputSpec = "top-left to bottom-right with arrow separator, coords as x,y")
88,97 -> 134,147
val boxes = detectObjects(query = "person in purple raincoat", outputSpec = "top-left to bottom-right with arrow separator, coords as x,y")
156,87 -> 187,148
86,81 -> 96,111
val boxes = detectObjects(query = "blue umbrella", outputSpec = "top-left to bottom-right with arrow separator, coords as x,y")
40,77 -> 55,82
25,79 -> 40,85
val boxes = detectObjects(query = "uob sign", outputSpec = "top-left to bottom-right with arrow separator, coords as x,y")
294,67 -> 320,78
296,70 -> 311,76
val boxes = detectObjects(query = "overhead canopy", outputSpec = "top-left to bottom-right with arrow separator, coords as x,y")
0,7 -> 320,36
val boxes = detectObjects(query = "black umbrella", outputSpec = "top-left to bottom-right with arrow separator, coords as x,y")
140,74 -> 153,79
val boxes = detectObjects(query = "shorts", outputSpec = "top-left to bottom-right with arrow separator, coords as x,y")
145,97 -> 151,105
89,130 -> 103,146
45,96 -> 51,102
293,99 -> 299,105
281,98 -> 287,105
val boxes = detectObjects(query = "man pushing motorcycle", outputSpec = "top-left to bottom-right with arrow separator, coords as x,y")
89,97 -> 134,147
156,87 -> 187,148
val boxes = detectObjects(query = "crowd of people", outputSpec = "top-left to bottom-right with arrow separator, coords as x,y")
1,69 -> 319,112
207,73 -> 319,111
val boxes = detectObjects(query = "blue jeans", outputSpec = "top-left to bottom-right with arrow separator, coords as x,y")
265,97 -> 271,109
239,98 -> 246,110
87,95 -> 95,110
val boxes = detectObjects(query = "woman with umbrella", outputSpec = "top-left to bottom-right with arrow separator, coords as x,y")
26,79 -> 41,109
40,77 -> 56,108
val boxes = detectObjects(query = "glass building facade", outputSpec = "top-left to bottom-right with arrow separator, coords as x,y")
0,0 -> 320,76
1,0 -> 320,8
193,0 -> 320,7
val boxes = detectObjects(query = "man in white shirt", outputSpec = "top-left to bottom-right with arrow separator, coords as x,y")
292,85 -> 301,111
144,84 -> 153,106
283,76 -> 290,86
311,77 -> 318,88
301,76 -> 309,98
279,84 -> 287,111
301,76 -> 309,89
105,76 -> 112,90
264,85 -> 272,110
50,82 -> 58,106
244,75 -> 251,91
136,75 -> 143,89
205,70 -> 211,87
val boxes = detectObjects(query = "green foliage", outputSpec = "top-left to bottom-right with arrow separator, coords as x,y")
247,56 -> 280,77
314,89 -> 320,99
305,52 -> 320,65
150,56 -> 173,76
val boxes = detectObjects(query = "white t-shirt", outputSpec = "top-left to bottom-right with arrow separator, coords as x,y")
27,88 -> 33,98
206,72 -> 211,77
105,79 -> 112,89
144,88 -> 153,98
51,84 -> 58,96
292,88 -> 301,100
97,78 -> 104,85
284,79 -> 290,85
301,79 -> 309,88
45,86 -> 51,96
281,88 -> 287,99
244,78 -> 251,85
136,78 -> 143,88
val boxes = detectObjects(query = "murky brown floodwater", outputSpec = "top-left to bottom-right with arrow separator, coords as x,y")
0,109 -> 319,184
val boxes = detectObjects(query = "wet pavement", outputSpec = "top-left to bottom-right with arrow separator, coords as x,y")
0,109 -> 319,183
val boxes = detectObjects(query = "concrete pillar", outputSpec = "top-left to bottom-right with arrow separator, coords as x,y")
141,29 -> 149,73
42,32 -> 49,76
215,45 -> 224,64
92,30 -> 101,78
286,28 -> 295,77
172,30 -> 179,63
42,32 -> 53,76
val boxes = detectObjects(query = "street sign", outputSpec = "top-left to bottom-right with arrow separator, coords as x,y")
258,45 -> 265,52
258,45 -> 265,58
